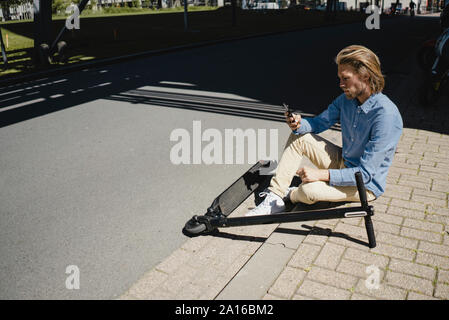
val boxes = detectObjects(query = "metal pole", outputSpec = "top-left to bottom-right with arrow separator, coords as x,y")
214,205 -> 373,228
0,25 -> 8,68
184,0 -> 188,31
33,0 -> 52,62
231,0 -> 236,26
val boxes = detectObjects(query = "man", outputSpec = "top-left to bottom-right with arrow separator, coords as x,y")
409,0 -> 416,15
247,45 -> 403,216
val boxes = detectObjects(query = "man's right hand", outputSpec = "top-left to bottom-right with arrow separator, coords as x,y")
285,111 -> 302,132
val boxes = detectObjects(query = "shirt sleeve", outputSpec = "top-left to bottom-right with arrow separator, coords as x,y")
296,95 -> 342,135
328,110 -> 402,187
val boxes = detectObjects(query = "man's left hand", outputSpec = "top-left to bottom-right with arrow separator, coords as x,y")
296,167 -> 330,183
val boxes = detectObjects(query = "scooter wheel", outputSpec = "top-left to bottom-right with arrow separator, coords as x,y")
183,216 -> 208,236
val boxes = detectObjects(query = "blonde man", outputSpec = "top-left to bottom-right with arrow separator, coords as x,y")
247,45 -> 403,216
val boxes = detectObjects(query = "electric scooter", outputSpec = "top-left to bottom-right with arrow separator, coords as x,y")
183,160 -> 377,248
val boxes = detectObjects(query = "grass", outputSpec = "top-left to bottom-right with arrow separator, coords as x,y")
0,6 -> 368,79
51,5 -> 220,19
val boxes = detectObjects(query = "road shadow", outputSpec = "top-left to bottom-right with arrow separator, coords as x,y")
0,15 -> 446,136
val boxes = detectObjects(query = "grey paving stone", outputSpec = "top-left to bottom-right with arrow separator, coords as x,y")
416,252 -> 449,269
334,222 -> 369,242
434,283 -> 449,299
350,293 -> 377,300
296,280 -> 351,300
427,206 -> 449,216
216,243 -> 294,300
372,212 -> 403,226
403,218 -> 444,233
302,226 -> 332,246
372,221 -> 401,235
391,199 -> 427,212
124,269 -> 169,299
156,248 -> 193,274
288,243 -> 322,270
376,232 -> 418,250
337,259 -> 380,279
161,263 -> 199,296
267,227 -> 307,250
387,206 -> 426,220
370,242 -> 416,261
306,266 -> 358,290
412,188 -> 447,200
397,179 -> 432,191
388,259 -> 436,280
313,242 -> 346,270
411,194 -> 447,208
418,241 -> 449,257
400,227 -> 442,243
385,271 -> 433,296
343,247 -> 389,269
180,235 -> 212,253
354,279 -> 407,300
407,292 -> 439,300
438,269 -> 449,284
268,266 -> 307,299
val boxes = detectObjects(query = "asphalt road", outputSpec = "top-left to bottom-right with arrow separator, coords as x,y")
0,14 -> 441,299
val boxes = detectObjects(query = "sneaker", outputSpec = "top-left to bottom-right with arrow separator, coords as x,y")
245,191 -> 285,216
285,187 -> 297,202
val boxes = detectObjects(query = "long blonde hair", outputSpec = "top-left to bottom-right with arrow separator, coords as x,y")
335,45 -> 385,94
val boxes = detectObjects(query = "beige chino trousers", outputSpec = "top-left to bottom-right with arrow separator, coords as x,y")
268,133 -> 376,204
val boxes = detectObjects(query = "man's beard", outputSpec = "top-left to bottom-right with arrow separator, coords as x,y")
343,87 -> 364,100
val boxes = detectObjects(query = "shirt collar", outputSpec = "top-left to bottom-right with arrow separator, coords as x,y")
354,93 -> 380,113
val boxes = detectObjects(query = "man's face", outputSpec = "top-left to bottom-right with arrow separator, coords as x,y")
337,64 -> 369,100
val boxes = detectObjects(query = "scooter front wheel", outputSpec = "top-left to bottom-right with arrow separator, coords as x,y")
183,216 -> 208,236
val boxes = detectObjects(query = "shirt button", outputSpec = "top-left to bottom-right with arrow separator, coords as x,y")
351,138 -> 354,142
353,124 -> 357,128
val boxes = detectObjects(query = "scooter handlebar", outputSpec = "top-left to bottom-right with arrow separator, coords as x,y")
355,171 -> 368,208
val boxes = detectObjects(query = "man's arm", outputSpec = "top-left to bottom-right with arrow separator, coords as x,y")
296,167 -> 330,183
295,94 -> 343,135
328,112 -> 402,188
286,95 -> 344,183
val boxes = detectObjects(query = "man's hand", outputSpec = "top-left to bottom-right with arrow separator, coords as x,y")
296,167 -> 330,183
285,111 -> 301,132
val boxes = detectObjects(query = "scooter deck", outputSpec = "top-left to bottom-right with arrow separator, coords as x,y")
207,160 -> 273,218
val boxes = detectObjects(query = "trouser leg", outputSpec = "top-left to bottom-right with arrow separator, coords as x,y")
268,133 -> 343,198
268,133 -> 376,204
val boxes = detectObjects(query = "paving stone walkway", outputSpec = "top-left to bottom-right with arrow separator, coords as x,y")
119,46 -> 449,300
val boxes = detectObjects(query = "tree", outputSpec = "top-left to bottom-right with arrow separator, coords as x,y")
52,0 -> 70,14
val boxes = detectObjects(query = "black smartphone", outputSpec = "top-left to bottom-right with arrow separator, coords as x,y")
283,103 -> 294,116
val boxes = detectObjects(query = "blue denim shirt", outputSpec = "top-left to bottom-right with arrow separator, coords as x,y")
296,93 -> 403,198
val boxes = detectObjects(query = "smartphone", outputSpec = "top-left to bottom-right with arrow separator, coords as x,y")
283,103 -> 295,117
282,103 -> 290,114
283,103 -> 300,135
